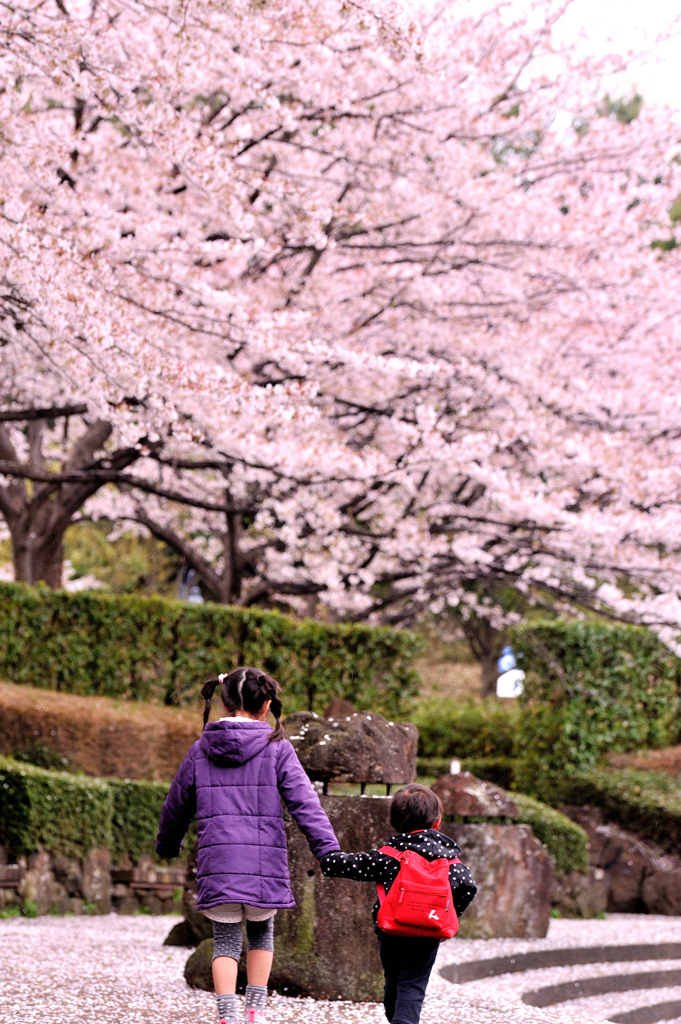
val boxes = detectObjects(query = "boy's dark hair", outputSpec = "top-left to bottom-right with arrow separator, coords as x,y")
200,667 -> 284,740
390,783 -> 443,834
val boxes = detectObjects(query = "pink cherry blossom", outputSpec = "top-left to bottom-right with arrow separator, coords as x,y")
0,0 -> 680,644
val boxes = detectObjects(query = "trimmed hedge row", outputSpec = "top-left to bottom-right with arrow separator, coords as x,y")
109,777 -> 182,861
0,757 -> 174,861
0,757 -> 111,859
411,699 -> 518,759
510,619 -> 681,784
0,582 -> 421,716
556,767 -> 681,856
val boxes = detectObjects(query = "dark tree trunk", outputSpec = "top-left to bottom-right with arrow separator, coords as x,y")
11,522 -> 65,588
458,613 -> 505,699
480,651 -> 499,698
0,415 -> 139,589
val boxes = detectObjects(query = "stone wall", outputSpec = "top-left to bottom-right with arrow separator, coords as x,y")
553,806 -> 681,918
0,847 -> 183,917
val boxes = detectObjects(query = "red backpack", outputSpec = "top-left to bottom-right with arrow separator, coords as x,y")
376,846 -> 459,939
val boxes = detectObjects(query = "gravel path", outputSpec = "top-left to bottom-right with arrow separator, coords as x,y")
5,914 -> 681,1024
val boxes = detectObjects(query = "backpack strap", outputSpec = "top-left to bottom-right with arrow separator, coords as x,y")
376,845 -> 406,905
378,846 -> 405,860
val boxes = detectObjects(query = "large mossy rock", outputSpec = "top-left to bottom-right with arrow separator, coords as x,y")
284,712 -> 417,785
272,795 -> 388,1000
184,938 -> 215,991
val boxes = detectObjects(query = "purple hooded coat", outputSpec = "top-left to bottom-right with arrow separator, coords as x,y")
155,719 -> 339,911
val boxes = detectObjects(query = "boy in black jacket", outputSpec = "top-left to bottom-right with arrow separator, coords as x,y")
320,783 -> 476,1024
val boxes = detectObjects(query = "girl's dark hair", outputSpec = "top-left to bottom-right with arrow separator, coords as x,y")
200,667 -> 284,740
390,784 -> 443,834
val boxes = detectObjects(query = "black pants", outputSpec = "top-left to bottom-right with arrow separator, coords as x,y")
378,931 -> 440,1024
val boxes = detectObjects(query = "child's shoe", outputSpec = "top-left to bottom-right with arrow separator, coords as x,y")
245,1010 -> 267,1024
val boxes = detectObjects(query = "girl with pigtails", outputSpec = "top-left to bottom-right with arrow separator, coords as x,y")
156,667 -> 339,1024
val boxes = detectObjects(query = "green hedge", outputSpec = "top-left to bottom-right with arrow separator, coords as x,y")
0,757 -> 175,861
0,581 -> 421,716
512,793 -> 589,875
411,699 -> 518,759
557,768 -> 681,856
109,779 -> 173,861
0,757 -> 113,859
511,619 -> 681,788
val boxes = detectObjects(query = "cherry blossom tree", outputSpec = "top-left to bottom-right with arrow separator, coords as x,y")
1,0 -> 681,654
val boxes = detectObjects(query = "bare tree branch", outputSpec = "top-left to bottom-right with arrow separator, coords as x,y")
0,460 -> 251,513
0,404 -> 88,422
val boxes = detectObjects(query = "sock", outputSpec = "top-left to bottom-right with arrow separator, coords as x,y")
216,993 -> 238,1024
244,984 -> 268,1015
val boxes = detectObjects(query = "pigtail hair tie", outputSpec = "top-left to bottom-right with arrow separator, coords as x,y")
200,677 -> 221,728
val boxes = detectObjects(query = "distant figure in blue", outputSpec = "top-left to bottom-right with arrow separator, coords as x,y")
497,646 -> 517,673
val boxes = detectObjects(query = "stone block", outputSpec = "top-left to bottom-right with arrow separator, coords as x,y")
82,847 -> 112,913
642,869 -> 681,915
185,938 -> 214,991
443,823 -> 553,939
559,806 -> 680,914
552,867 -> 608,918
165,919 -> 198,947
182,888 -> 213,946
284,712 -> 417,784
272,795 -> 388,1000
432,773 -> 519,818
607,847 -> 649,912
21,850 -> 66,916
112,894 -> 139,915
0,888 -> 22,912
138,893 -> 161,914
52,854 -> 83,898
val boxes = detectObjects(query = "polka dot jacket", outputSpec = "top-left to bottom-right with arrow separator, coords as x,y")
320,828 -> 477,926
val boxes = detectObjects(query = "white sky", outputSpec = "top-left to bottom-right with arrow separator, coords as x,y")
556,0 -> 681,110
437,0 -> 681,112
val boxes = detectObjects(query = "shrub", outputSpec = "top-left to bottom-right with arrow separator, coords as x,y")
0,581 -> 421,717
557,767 -> 681,856
510,619 -> 681,787
0,757 -> 185,861
0,756 -> 113,858
0,680 -> 199,781
410,699 -> 518,759
512,793 -> 589,875
110,779 -> 173,861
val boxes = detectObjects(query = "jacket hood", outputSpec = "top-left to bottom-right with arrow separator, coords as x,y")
199,718 -> 273,767
385,828 -> 462,861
